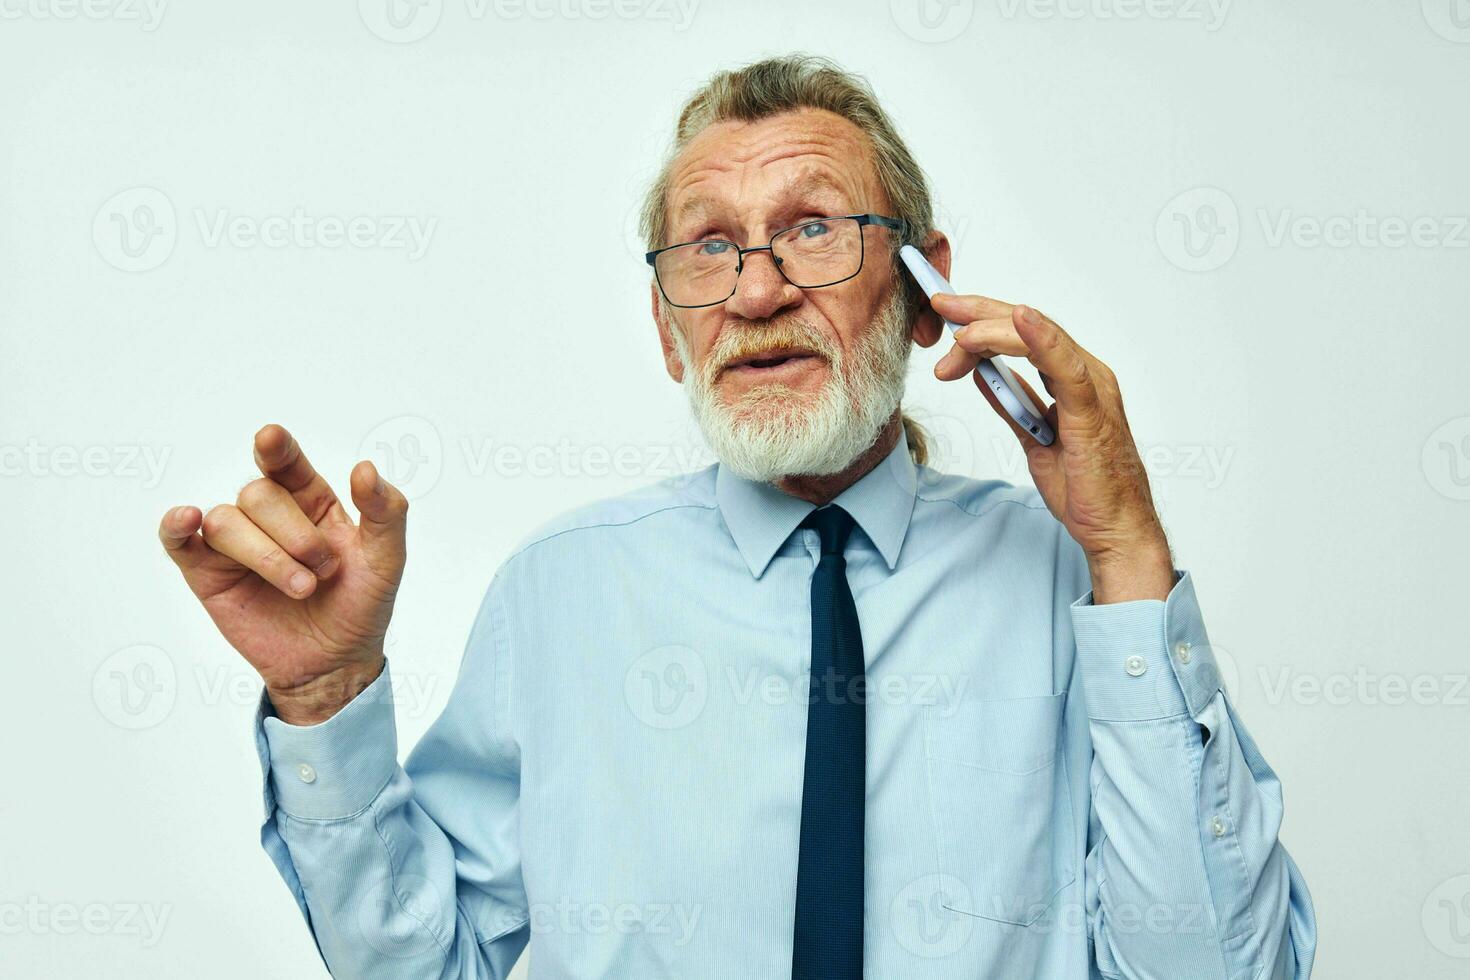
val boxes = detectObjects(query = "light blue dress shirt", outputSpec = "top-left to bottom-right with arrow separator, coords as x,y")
255,427 -> 1317,978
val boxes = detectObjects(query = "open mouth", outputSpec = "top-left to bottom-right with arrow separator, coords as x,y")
725,347 -> 823,376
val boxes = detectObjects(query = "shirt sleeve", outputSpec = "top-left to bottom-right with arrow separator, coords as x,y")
253,574 -> 529,979
1069,570 -> 1318,980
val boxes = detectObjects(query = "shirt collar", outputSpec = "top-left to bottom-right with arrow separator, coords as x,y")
715,425 -> 918,578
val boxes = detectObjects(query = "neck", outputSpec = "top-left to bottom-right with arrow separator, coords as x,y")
774,413 -> 902,505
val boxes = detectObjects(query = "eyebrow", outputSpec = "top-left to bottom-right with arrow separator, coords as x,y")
674,170 -> 851,229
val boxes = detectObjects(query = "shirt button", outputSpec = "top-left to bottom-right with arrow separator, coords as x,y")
1124,655 -> 1147,676
297,763 -> 317,784
1210,815 -> 1227,838
1175,641 -> 1192,664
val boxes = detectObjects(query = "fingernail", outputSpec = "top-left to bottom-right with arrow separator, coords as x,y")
289,571 -> 313,595
1021,305 -> 1040,326
374,471 -> 386,494
315,555 -> 340,578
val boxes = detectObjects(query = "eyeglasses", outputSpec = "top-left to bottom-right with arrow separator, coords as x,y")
645,213 -> 905,309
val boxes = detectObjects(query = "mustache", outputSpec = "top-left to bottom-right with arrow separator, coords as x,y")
707,319 -> 837,376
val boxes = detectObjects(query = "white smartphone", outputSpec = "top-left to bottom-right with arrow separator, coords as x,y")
898,244 -> 1057,446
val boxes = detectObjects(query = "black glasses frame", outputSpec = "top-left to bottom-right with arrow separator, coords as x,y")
644,213 -> 905,309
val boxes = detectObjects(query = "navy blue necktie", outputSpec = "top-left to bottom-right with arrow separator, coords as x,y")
791,504 -> 865,980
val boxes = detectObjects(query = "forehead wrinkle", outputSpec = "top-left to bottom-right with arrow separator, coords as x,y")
669,114 -> 874,218
673,163 -> 864,232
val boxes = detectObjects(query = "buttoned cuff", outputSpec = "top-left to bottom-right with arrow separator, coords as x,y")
257,661 -> 399,820
1070,570 -> 1222,721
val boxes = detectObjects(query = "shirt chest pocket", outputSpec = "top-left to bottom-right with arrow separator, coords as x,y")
921,692 -> 1076,926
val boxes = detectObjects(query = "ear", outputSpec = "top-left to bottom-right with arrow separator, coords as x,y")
909,231 -> 954,350
651,281 -> 685,383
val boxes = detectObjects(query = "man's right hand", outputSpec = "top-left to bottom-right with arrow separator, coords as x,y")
158,424 -> 409,725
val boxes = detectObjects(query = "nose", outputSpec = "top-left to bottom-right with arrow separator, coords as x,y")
724,248 -> 803,321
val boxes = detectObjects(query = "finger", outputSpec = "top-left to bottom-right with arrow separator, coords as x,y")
929,292 -> 1014,327
934,320 -> 1028,380
954,318 -> 1028,354
160,504 -> 202,551
158,505 -> 217,579
200,504 -> 320,599
236,478 -> 340,577
160,504 -> 259,601
253,424 -> 348,527
934,341 -> 981,381
937,317 -> 1033,377
349,460 -> 408,575
1011,306 -> 1100,416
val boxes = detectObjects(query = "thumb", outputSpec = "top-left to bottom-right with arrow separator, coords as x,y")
349,460 -> 408,568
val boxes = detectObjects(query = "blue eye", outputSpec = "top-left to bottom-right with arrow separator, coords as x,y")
800,221 -> 830,238
698,241 -> 734,256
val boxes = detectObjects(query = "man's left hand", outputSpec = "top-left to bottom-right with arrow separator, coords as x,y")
930,293 -> 1174,604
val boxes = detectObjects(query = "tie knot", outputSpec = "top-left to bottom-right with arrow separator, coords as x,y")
800,504 -> 856,557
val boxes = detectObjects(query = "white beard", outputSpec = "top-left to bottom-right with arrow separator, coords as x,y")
669,280 -> 912,483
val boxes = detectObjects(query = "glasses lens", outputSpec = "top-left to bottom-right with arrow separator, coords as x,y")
655,240 -> 740,307
771,217 -> 863,287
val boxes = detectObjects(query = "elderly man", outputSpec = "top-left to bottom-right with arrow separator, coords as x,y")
159,55 -> 1315,979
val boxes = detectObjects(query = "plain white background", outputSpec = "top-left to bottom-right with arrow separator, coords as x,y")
2,1 -> 1467,976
